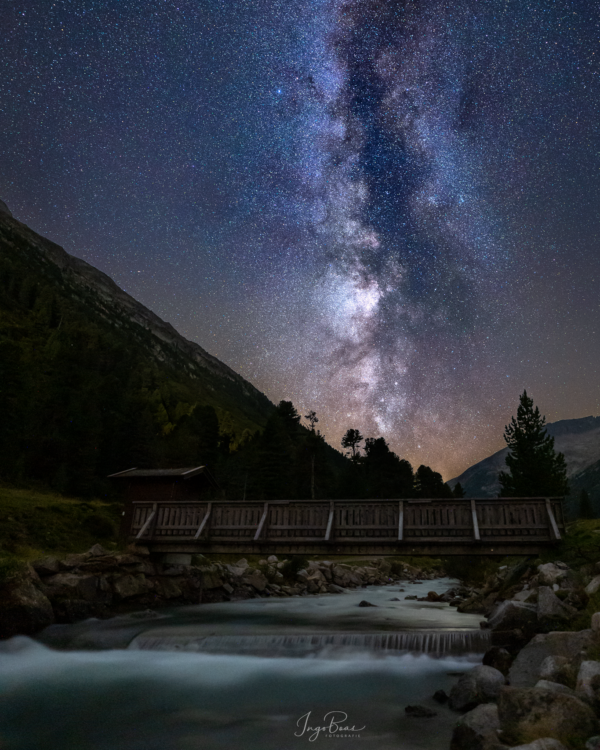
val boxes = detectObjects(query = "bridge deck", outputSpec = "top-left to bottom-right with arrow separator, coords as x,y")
127,497 -> 564,556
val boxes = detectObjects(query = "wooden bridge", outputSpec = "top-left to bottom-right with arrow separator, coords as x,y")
127,497 -> 565,556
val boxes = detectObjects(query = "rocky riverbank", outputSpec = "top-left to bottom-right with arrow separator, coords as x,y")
443,559 -> 600,750
0,544 -> 450,639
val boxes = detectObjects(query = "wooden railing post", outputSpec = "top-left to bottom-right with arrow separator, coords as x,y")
135,505 -> 156,540
545,498 -> 562,540
325,501 -> 335,541
470,499 -> 481,541
254,502 -> 269,541
398,500 -> 404,541
194,502 -> 212,540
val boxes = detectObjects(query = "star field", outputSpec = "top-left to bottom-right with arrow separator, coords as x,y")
2,0 -> 600,478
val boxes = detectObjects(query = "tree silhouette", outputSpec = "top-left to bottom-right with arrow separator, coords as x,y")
579,489 -> 594,519
415,465 -> 453,498
499,390 -> 569,498
304,409 -> 319,432
341,428 -> 363,462
452,482 -> 466,498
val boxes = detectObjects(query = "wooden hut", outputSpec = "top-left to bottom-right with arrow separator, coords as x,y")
109,467 -> 220,539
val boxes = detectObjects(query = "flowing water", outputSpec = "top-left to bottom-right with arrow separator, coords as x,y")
0,577 -> 488,750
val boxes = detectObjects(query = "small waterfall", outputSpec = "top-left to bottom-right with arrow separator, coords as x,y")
129,630 -> 491,656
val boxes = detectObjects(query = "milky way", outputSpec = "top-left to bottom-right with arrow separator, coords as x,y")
2,0 -> 600,477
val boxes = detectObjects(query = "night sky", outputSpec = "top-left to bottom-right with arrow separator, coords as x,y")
2,0 -> 600,479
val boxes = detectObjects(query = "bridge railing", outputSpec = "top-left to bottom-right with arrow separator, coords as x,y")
128,497 -> 564,545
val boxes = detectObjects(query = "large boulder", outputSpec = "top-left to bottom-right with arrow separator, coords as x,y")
31,556 -> 61,576
449,666 -> 506,712
497,687 -> 598,748
508,631 -> 594,688
450,703 -> 503,750
487,601 -> 538,633
0,579 -> 54,638
43,572 -> 99,602
112,574 -> 153,600
537,587 -> 576,625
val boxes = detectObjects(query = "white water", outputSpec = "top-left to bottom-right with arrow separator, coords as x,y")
0,577 -> 487,750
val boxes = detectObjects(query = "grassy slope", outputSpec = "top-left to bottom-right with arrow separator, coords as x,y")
0,483 -> 122,571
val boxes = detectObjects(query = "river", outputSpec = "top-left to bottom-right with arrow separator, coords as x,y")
0,577 -> 488,750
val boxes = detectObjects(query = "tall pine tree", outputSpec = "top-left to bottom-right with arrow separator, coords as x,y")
499,391 -> 569,498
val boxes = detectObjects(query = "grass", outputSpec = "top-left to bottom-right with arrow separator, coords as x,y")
0,482 -> 123,567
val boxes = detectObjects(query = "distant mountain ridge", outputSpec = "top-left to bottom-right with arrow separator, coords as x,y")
0,203 -> 273,433
449,416 -> 600,508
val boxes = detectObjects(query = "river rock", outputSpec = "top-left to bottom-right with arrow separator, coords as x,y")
483,648 -> 513,676
534,680 -> 575,695
513,590 -> 537,604
43,572 -> 99,602
242,569 -> 268,592
538,656 -> 575,687
358,600 -> 376,607
449,666 -> 506,712
450,703 -> 503,750
158,577 -> 183,599
405,705 -> 437,717
200,570 -> 224,589
508,630 -> 593,688
112,574 -> 153,600
0,578 -> 55,638
509,740 -> 568,750
497,687 -> 598,748
586,577 -> 600,595
327,583 -> 344,594
537,587 -> 575,624
31,556 -> 61,576
88,544 -> 110,557
487,601 -> 538,633
576,661 -> 600,708
537,564 -> 568,587
59,553 -> 90,570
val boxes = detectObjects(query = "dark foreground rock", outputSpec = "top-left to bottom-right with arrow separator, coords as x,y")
508,631 -> 594,688
450,703 -> 503,750
405,705 -> 437,718
0,571 -> 54,639
497,686 -> 598,748
449,666 -> 506,712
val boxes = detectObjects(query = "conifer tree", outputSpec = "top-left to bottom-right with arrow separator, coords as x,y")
499,391 -> 569,498
579,489 -> 594,519
452,482 -> 466,498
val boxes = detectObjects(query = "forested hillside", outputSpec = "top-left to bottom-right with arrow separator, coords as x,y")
0,207 -> 275,496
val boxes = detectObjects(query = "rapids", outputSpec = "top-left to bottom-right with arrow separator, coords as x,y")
0,577 -> 488,750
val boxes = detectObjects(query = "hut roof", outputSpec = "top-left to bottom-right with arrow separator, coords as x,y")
108,467 -> 208,480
